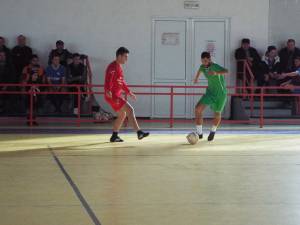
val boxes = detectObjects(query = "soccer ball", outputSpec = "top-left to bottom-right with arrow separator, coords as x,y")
186,132 -> 199,145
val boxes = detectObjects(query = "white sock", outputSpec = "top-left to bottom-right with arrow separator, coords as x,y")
196,125 -> 203,135
211,126 -> 218,132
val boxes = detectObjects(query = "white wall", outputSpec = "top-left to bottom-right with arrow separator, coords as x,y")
269,0 -> 300,48
0,0 -> 270,116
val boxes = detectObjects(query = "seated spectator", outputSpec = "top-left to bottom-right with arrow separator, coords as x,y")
279,57 -> 300,113
66,53 -> 87,114
12,35 -> 33,82
235,38 -> 262,85
46,54 -> 66,113
48,40 -> 72,66
279,57 -> 300,87
0,36 -> 11,63
279,39 -> 300,73
0,50 -> 16,113
260,46 -> 281,87
22,55 -> 45,125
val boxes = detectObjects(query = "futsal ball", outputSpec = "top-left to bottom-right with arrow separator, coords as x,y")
186,132 -> 199,145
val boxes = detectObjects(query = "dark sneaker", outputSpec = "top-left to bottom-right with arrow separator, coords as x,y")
137,131 -> 150,140
208,132 -> 215,142
110,135 -> 124,143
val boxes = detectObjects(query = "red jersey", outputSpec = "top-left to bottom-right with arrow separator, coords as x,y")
104,61 -> 130,111
104,61 -> 130,97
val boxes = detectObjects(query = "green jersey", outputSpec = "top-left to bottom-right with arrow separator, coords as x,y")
198,63 -> 227,95
197,63 -> 227,112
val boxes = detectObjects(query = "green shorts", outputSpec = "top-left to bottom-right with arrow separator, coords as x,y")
197,92 -> 227,113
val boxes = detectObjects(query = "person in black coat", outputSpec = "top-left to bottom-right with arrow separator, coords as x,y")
11,35 -> 33,82
0,50 -> 17,113
279,39 -> 300,73
260,46 -> 281,86
48,40 -> 72,66
0,36 -> 11,63
235,38 -> 262,84
66,53 -> 87,114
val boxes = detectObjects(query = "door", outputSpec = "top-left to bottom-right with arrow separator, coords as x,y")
152,19 -> 188,118
152,18 -> 229,119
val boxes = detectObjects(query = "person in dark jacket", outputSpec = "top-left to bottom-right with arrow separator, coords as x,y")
235,38 -> 262,85
66,53 -> 87,114
0,36 -> 11,63
11,35 -> 32,82
48,40 -> 72,66
279,39 -> 300,73
260,46 -> 281,87
0,50 -> 17,113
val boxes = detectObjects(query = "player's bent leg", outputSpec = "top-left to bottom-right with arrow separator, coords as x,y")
195,103 -> 206,139
122,102 -> 150,140
122,102 -> 140,131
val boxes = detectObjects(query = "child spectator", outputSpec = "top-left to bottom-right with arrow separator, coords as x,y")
46,54 -> 66,113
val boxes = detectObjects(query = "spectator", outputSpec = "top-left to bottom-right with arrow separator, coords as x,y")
12,35 -> 33,82
235,38 -> 261,84
279,39 -> 300,73
279,57 -> 300,112
66,53 -> 87,115
48,40 -> 72,66
260,46 -> 281,87
46,54 -> 66,113
0,50 -> 16,113
279,57 -> 300,87
0,36 -> 11,63
22,55 -> 45,125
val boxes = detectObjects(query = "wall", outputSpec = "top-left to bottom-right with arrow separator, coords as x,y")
269,0 -> 300,48
0,0 -> 270,116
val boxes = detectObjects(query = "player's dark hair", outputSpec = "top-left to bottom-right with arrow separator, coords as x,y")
116,47 -> 129,57
201,52 -> 211,59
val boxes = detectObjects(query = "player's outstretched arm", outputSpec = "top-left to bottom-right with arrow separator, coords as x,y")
193,70 -> 201,84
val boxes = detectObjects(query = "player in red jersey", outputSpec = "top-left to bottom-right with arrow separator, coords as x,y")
104,47 -> 149,142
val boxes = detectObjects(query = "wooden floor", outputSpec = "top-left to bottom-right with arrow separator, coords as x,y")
1,127 -> 300,225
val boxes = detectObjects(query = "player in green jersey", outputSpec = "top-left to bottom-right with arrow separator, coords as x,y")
193,52 -> 228,141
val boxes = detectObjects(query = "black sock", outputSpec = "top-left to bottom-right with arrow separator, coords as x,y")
112,132 -> 118,137
137,130 -> 143,134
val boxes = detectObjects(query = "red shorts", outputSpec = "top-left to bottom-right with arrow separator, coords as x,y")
105,96 -> 126,112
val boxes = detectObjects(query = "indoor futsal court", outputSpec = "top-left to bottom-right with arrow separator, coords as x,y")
1,0 -> 300,225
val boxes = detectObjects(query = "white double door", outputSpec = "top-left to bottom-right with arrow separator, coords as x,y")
152,18 -> 229,118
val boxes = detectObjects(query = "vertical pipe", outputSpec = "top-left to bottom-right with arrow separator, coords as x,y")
170,87 -> 174,128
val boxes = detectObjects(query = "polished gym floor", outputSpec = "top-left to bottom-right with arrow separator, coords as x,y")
1,124 -> 300,225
